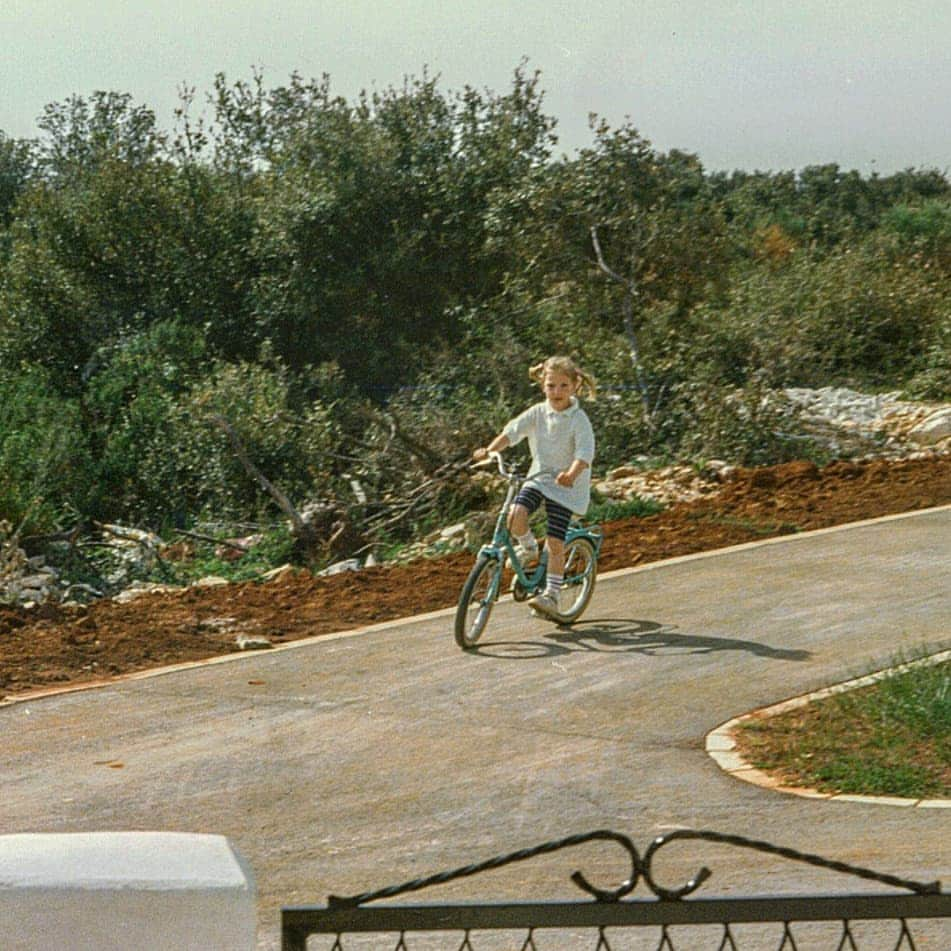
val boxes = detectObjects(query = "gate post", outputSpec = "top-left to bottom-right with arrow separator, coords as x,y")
0,832 -> 256,950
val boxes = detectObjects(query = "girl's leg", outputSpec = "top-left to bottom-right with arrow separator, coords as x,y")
546,535 -> 565,576
530,499 -> 572,613
508,502 -> 539,562
507,503 -> 530,537
509,487 -> 545,562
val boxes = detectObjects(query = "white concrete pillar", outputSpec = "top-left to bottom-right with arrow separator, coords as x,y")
0,832 -> 256,950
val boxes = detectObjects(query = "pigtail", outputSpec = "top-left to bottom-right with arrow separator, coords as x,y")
575,367 -> 597,401
528,360 -> 548,385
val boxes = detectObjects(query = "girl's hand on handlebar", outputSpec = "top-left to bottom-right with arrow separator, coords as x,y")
472,447 -> 489,462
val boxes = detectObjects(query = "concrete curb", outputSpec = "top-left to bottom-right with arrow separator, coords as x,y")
707,649 -> 951,808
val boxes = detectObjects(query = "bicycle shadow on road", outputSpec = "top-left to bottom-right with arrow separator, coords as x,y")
472,617 -> 812,662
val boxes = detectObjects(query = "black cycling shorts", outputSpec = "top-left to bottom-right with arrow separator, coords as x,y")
513,486 -> 573,542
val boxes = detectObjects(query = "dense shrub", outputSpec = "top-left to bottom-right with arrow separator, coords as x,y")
0,70 -> 948,548
699,247 -> 949,389
132,357 -> 342,526
0,366 -> 95,532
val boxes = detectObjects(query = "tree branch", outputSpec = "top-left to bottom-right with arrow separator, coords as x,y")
208,413 -> 308,537
590,224 -> 653,423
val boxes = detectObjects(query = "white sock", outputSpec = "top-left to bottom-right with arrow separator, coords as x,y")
545,573 -> 563,597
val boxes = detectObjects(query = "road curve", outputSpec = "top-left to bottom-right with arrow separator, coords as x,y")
3,507 -> 949,949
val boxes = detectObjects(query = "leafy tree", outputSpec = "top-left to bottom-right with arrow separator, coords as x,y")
234,65 -> 556,391
79,319 -> 209,519
0,134 -> 36,229
35,91 -> 164,182
706,241 -> 948,388
0,94 -> 259,392
0,134 -> 37,269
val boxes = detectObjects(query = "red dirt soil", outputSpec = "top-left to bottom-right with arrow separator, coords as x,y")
2,455 -> 949,701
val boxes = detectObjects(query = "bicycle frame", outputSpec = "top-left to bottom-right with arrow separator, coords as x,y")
475,453 -> 602,598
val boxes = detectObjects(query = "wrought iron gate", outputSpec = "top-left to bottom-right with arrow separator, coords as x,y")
282,829 -> 950,950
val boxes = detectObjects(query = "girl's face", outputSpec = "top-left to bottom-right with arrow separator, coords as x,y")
542,370 -> 578,411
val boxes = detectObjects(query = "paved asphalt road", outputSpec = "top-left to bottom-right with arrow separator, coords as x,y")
3,507 -> 949,949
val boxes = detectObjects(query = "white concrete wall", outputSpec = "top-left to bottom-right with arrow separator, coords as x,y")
0,832 -> 256,950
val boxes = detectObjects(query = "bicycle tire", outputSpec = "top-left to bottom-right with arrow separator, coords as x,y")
454,555 -> 503,649
553,536 -> 597,623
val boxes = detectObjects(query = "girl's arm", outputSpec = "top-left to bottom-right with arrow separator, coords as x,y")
473,434 -> 510,461
558,411 -> 595,486
556,459 -> 589,487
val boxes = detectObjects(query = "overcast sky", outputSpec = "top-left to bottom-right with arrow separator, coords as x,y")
3,1 -> 950,175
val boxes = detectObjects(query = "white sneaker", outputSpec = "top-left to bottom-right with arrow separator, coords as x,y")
513,540 -> 539,566
528,591 -> 560,619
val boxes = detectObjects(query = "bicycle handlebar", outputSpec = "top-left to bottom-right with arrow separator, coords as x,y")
471,450 -> 519,479
472,452 -> 560,484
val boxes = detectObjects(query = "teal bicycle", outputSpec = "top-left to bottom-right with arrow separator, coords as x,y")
454,452 -> 602,650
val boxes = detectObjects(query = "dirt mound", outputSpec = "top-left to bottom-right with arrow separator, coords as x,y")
2,455 -> 949,700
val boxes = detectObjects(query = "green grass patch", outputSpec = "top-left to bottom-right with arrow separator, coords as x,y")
737,654 -> 950,798
588,494 -> 665,523
167,525 -> 298,583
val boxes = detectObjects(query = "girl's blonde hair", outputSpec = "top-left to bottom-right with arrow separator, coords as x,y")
528,355 -> 597,400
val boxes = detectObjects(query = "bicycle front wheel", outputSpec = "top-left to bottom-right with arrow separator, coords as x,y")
454,555 -> 503,649
555,536 -> 597,623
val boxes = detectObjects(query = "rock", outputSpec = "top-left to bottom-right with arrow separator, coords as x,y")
607,465 -> 641,480
21,587 -> 53,603
909,408 -> 951,445
317,558 -> 361,577
703,460 -> 739,482
595,463 -> 717,506
235,634 -> 273,650
199,616 -> 239,632
63,583 -> 104,603
112,590 -> 141,603
17,573 -> 56,589
782,386 -> 951,459
215,534 -> 263,561
101,524 -> 160,547
259,564 -> 296,582
113,582 -> 180,603
192,576 -> 230,588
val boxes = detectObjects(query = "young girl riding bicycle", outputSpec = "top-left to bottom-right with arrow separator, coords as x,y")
473,355 -> 596,619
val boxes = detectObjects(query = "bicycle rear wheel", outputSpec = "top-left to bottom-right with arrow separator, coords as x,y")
454,555 -> 503,649
555,537 -> 597,622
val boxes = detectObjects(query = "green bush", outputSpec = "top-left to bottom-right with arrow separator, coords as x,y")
0,366 -> 96,532
707,245 -> 948,389
588,493 -> 664,523
882,199 -> 951,272
903,339 -> 951,400
82,319 -> 208,520
134,356 -> 342,526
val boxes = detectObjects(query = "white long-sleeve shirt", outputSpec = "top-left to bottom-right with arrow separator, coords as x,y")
501,397 -> 596,514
